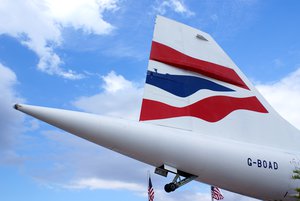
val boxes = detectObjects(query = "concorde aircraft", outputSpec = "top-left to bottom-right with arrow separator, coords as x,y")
15,16 -> 300,201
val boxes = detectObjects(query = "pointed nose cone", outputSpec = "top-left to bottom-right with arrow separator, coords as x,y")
14,103 -> 86,127
13,103 -> 105,141
13,103 -> 121,149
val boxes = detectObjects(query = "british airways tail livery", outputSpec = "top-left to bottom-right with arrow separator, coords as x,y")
14,16 -> 300,201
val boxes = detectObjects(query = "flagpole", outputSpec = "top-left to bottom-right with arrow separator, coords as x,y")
211,186 -> 214,201
147,170 -> 150,188
147,170 -> 154,201
147,170 -> 150,201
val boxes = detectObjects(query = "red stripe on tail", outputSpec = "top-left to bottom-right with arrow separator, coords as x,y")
140,96 -> 268,122
150,41 -> 249,90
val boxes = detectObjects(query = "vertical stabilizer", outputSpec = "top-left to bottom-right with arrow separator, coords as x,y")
140,16 -> 300,151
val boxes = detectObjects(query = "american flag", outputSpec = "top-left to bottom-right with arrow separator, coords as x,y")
211,186 -> 224,200
148,176 -> 154,201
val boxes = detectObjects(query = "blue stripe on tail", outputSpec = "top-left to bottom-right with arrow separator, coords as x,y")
146,71 -> 234,97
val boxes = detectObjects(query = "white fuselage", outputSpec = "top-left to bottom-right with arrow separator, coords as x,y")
15,104 -> 300,201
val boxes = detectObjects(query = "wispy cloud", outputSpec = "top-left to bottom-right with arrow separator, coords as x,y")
0,0 -> 119,79
153,0 -> 195,17
256,67 -> 300,129
64,177 -> 145,191
102,43 -> 146,60
0,63 -> 25,165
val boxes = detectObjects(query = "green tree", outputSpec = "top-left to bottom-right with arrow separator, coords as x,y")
292,169 -> 300,199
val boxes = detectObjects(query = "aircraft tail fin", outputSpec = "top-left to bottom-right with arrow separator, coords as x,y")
139,16 -> 300,151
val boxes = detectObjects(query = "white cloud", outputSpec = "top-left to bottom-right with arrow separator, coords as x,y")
154,0 -> 194,17
0,63 -> 24,164
256,68 -> 300,129
64,177 -> 145,192
102,71 -> 133,92
151,189 -> 211,201
222,190 -> 260,201
73,71 -> 143,120
0,0 -> 118,79
46,0 -> 118,35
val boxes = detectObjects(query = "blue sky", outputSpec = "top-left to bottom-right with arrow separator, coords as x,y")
1,1 -> 300,201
